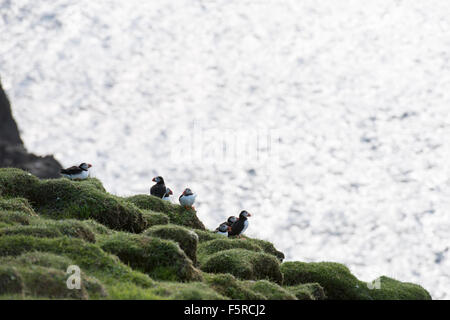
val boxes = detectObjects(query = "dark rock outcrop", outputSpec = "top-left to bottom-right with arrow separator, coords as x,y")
0,78 -> 62,178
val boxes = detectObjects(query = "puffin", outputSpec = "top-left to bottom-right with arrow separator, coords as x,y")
228,210 -> 252,238
150,176 -> 167,198
227,216 -> 238,226
162,188 -> 173,201
179,188 -> 196,210
60,163 -> 92,180
214,216 -> 239,236
215,223 -> 229,236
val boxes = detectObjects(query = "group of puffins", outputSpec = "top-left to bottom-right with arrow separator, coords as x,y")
60,163 -> 252,238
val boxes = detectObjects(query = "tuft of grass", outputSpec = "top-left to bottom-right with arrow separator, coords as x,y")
155,281 -> 227,300
368,276 -> 432,300
193,229 -> 224,243
0,220 -> 96,242
0,211 -> 32,226
0,169 -> 147,233
143,224 -> 198,264
200,249 -> 283,284
82,219 -> 113,235
280,262 -> 431,300
281,261 -> 371,300
0,197 -> 37,217
125,194 -> 205,230
203,273 -> 265,300
0,266 -> 24,296
197,238 -> 262,265
243,280 -> 296,300
242,237 -> 285,262
0,168 -> 40,199
141,210 -> 170,228
285,283 -> 326,300
98,232 -> 201,282
0,235 -> 155,288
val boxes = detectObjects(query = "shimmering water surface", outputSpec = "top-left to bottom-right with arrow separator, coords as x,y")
1,0 -> 449,299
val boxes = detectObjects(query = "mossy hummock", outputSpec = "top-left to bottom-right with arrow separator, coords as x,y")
0,168 -> 432,300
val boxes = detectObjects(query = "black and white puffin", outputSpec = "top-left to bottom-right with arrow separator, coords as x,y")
226,216 -> 238,226
214,216 -> 239,236
162,188 -> 173,201
228,210 -> 252,238
60,163 -> 92,180
214,223 -> 229,236
150,176 -> 166,198
179,188 -> 196,209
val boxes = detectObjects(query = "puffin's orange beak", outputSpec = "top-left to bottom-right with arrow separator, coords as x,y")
169,190 -> 173,195
88,164 -> 92,168
247,213 -> 252,217
152,177 -> 156,182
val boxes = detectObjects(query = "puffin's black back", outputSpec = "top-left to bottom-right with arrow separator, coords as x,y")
60,166 -> 83,174
228,216 -> 246,237
150,179 -> 166,198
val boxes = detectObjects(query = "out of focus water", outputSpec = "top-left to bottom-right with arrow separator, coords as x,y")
1,0 -> 449,299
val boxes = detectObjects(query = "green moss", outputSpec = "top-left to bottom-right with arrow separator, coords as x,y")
244,237 -> 285,262
141,210 -> 170,227
203,273 -> 265,300
105,282 -> 163,300
0,266 -> 24,296
0,197 -> 37,216
125,194 -> 205,230
77,177 -> 106,192
197,238 -> 262,265
0,169 -> 147,233
3,252 -> 73,271
0,211 -> 31,226
280,261 -> 370,300
368,276 -> 431,300
193,229 -> 224,243
82,219 -> 113,235
32,179 -> 147,233
156,281 -> 227,300
0,235 -> 155,288
0,168 -> 40,199
98,232 -> 200,282
244,280 -> 296,300
144,224 -> 198,264
0,220 -> 96,242
200,249 -> 283,284
286,283 -> 326,300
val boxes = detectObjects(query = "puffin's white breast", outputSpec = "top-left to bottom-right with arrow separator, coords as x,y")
240,220 -> 249,235
216,231 -> 228,236
180,194 -> 196,206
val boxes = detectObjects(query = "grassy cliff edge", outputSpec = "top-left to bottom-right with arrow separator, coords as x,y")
0,168 -> 431,300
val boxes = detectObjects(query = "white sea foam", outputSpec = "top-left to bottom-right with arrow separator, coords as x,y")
1,0 -> 449,299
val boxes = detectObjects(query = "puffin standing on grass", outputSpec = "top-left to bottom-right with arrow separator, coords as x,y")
179,188 -> 196,210
215,223 -> 229,236
60,163 -> 92,180
162,188 -> 173,201
228,210 -> 251,238
150,176 -> 167,199
214,216 -> 239,236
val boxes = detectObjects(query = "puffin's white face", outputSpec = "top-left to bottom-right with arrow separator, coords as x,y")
183,188 -> 193,196
241,211 -> 251,218
166,188 -> 173,195
80,163 -> 92,170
